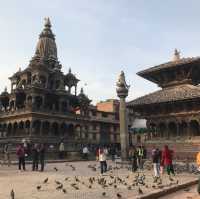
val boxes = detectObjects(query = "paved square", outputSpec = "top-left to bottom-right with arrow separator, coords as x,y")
0,160 -> 198,199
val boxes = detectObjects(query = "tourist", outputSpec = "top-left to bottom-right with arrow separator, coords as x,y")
137,145 -> 144,170
16,144 -> 26,171
129,146 -> 138,172
3,142 -> 11,167
32,143 -> 39,171
196,151 -> 200,172
98,147 -> 107,174
152,147 -> 161,182
82,145 -> 89,160
39,143 -> 46,172
161,145 -> 175,179
110,145 -> 116,162
59,142 -> 65,159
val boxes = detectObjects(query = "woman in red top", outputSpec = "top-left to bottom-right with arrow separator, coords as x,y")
16,144 -> 26,171
161,145 -> 174,176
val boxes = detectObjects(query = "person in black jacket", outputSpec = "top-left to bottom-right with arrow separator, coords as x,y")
39,143 -> 46,172
32,143 -> 39,171
152,147 -> 162,182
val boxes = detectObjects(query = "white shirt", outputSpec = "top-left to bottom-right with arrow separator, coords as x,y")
83,147 -> 89,154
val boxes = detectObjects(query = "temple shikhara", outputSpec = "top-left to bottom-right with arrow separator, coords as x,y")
0,18 -> 121,155
128,49 -> 200,158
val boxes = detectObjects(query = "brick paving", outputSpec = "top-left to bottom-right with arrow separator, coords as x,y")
0,160 -> 198,199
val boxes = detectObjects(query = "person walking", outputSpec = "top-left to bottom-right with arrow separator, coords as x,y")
152,147 -> 162,182
16,144 -> 26,171
98,147 -> 107,174
32,143 -> 39,171
110,145 -> 116,162
3,142 -> 11,167
59,142 -> 65,159
161,145 -> 175,179
137,145 -> 144,170
39,143 -> 46,172
129,146 -> 138,172
82,145 -> 89,160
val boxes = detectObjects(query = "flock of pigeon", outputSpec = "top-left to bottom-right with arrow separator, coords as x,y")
8,162 -> 188,199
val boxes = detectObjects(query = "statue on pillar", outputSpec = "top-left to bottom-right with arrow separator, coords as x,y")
116,70 -> 130,161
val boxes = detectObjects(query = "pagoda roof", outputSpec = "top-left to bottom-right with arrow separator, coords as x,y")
138,56 -> 200,77
128,84 -> 200,107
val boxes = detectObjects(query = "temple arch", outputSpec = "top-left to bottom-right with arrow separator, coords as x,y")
189,120 -> 199,136
168,122 -> 177,138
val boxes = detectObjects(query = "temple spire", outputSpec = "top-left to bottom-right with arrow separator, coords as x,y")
34,18 -> 57,61
44,17 -> 51,28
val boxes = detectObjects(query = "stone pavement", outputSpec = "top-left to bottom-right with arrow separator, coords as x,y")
0,160 -> 198,199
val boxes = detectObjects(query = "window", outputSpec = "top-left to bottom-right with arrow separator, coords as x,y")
114,134 -> 117,142
92,133 -> 96,140
93,124 -> 97,130
102,112 -> 108,117
113,125 -> 117,132
85,133 -> 88,139
92,111 -> 97,116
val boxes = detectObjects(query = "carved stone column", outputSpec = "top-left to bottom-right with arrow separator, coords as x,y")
116,71 -> 130,160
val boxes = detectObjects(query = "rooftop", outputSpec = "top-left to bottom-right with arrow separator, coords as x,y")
128,84 -> 200,106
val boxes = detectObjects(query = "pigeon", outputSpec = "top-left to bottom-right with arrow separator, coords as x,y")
55,180 -> 62,185
138,187 -> 143,194
54,167 -> 58,172
102,192 -> 106,196
37,185 -> 41,191
10,189 -> 15,199
116,193 -> 122,198
56,184 -> 63,190
43,178 -> 48,184
62,189 -> 67,193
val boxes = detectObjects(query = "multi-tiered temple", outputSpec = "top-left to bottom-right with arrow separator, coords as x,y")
0,19 -> 122,154
128,50 -> 200,157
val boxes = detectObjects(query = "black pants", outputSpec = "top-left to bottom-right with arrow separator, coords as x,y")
131,158 -> 137,172
59,151 -> 64,159
100,161 -> 107,174
83,153 -> 88,160
32,158 -> 39,171
18,157 -> 25,170
111,154 -> 115,161
40,157 -> 45,171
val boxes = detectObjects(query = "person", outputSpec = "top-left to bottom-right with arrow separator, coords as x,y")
59,142 -> 65,159
129,146 -> 138,172
110,145 -> 116,162
16,144 -> 26,171
32,143 -> 39,171
137,145 -> 144,170
82,145 -> 89,160
197,151 -> 200,172
152,147 -> 162,182
98,147 -> 107,174
3,142 -> 11,167
161,145 -> 175,178
39,143 -> 46,172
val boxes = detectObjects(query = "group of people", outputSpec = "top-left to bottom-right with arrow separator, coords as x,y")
151,145 -> 175,181
129,145 -> 175,181
2,142 -> 46,172
128,145 -> 147,172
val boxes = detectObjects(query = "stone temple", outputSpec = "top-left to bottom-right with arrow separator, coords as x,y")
128,50 -> 200,158
0,18 -> 121,157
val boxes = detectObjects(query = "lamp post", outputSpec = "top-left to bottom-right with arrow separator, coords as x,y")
116,71 -> 130,160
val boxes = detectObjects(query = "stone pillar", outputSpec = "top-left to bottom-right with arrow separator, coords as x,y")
116,71 -> 130,160
29,121 -> 33,136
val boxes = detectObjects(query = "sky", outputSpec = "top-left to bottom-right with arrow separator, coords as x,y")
0,0 -> 200,104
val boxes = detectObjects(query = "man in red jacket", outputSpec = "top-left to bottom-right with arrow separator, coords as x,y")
161,145 -> 174,177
